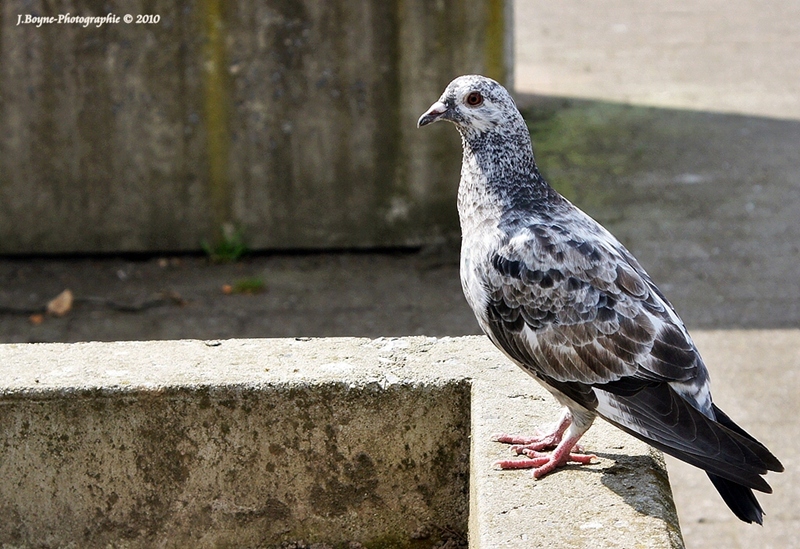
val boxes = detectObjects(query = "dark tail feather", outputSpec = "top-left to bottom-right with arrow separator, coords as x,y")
712,404 -> 784,473
707,404 -> 780,525
707,473 -> 765,525
597,385 -> 782,523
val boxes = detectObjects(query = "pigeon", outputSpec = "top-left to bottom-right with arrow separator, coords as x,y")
417,75 -> 783,524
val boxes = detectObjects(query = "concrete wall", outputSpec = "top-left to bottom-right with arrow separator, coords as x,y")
0,337 -> 684,548
0,0 -> 511,254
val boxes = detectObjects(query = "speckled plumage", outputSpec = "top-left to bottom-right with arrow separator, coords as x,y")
418,75 -> 782,524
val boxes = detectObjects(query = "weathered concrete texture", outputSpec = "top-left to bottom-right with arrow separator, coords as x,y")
0,0 -> 208,253
470,354 -> 684,549
0,336 -> 682,548
0,0 -> 510,253
0,338 -> 471,548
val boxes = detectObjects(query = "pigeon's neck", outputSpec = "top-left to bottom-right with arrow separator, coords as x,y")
457,127 -> 558,236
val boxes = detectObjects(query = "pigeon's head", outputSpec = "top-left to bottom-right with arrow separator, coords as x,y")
417,75 -> 524,139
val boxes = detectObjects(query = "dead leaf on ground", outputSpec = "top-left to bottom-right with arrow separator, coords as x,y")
29,313 -> 44,325
47,289 -> 74,317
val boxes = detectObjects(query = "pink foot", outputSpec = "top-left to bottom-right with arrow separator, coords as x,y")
495,449 -> 596,478
491,410 -> 574,454
491,432 -> 577,454
493,429 -> 596,478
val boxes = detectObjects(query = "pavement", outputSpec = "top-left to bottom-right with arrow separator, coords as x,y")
0,2 -> 798,547
513,0 -> 800,120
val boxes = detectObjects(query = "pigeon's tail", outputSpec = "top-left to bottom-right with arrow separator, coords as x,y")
707,472 -> 765,524
709,402 -> 784,480
704,403 -> 782,524
595,383 -> 783,523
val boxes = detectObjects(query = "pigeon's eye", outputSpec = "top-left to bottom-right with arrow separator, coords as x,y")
465,91 -> 483,107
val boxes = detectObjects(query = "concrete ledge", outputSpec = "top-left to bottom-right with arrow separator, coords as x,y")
470,356 -> 684,548
0,337 -> 683,548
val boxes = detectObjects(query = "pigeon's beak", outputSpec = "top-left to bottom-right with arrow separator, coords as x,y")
417,101 -> 448,128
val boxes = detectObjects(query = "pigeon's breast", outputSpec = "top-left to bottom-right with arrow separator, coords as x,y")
459,223 -> 505,327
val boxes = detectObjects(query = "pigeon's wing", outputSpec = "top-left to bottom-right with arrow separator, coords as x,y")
481,217 -> 782,490
482,217 -> 699,390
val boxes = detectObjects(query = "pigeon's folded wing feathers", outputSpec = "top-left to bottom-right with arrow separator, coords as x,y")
480,218 -> 782,490
483,218 -> 702,389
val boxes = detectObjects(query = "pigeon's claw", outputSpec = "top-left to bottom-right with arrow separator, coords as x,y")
494,431 -> 596,478
492,432 -> 550,445
491,410 -> 573,453
495,452 -> 596,477
491,432 -> 561,454
513,435 -> 560,454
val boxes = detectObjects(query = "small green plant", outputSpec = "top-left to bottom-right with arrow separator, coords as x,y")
203,223 -> 248,263
231,277 -> 266,294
